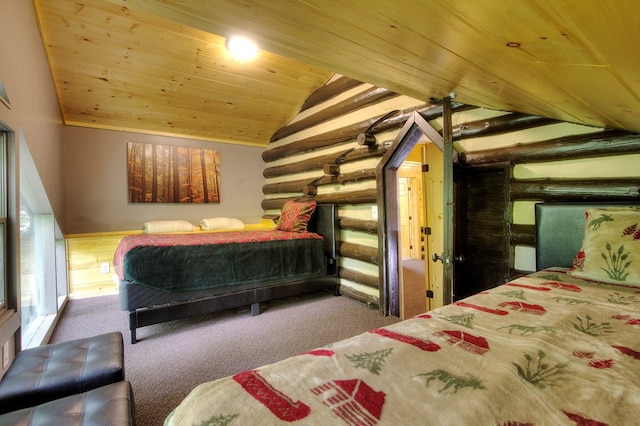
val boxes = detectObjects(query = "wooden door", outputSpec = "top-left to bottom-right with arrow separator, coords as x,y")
454,167 -> 510,300
440,98 -> 454,305
423,143 -> 443,309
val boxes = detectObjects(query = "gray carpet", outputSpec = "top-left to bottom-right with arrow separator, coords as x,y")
50,290 -> 400,425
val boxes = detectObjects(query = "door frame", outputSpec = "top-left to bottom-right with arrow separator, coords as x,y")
376,101 -> 452,316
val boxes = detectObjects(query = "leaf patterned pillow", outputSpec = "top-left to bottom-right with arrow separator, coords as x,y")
276,200 -> 317,232
568,207 -> 640,287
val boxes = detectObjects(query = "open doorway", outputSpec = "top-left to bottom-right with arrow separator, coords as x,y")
377,105 -> 452,318
398,143 -> 443,318
398,153 -> 424,318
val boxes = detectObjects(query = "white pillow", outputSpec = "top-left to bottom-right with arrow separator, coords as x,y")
200,217 -> 245,230
143,220 -> 196,234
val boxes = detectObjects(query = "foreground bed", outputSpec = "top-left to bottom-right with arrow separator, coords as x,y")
165,203 -> 640,425
115,202 -> 338,343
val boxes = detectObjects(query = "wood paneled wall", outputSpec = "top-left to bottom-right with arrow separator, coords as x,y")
66,233 -> 127,298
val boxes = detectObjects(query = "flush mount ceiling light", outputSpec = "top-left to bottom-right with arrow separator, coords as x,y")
226,36 -> 259,61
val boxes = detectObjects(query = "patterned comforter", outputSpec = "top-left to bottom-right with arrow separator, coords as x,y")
165,268 -> 640,425
114,230 -> 324,292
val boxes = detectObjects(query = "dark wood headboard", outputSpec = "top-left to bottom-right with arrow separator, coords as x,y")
535,202 -> 640,270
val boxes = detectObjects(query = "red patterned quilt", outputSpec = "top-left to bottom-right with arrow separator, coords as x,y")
165,268 -> 640,425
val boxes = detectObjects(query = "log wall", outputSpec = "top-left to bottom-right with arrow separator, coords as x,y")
265,75 -> 640,310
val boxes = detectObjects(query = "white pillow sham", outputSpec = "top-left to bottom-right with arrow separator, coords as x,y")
200,217 -> 245,230
143,220 -> 196,234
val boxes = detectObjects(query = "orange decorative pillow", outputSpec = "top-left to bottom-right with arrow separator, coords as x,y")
568,207 -> 640,287
276,200 -> 317,232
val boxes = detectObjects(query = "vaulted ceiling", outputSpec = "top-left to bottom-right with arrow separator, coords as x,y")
34,0 -> 640,147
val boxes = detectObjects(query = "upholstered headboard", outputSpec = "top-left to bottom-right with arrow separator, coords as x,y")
535,202 -> 640,270
307,203 -> 339,263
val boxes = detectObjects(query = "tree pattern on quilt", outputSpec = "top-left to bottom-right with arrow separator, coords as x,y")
441,312 -> 475,328
499,288 -> 527,300
345,348 -> 394,375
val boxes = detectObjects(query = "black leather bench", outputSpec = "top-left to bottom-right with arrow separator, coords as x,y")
0,332 -> 125,414
0,381 -> 135,425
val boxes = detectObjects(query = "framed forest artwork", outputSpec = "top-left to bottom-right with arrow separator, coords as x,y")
127,142 -> 221,203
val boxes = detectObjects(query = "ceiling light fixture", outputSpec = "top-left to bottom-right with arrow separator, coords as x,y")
226,36 -> 259,61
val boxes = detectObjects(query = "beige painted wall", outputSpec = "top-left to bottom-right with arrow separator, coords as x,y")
0,1 -> 266,236
63,126 -> 267,234
0,0 -> 66,371
0,0 -> 65,228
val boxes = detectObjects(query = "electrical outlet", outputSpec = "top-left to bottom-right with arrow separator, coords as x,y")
100,262 -> 110,274
3,341 -> 9,369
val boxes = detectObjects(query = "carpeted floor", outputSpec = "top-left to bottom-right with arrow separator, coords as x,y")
402,258 -> 427,316
50,290 -> 400,425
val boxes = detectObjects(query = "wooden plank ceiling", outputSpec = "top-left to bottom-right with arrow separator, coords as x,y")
34,0 -> 640,147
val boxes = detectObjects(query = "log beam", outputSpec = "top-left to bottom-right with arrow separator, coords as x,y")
461,130 -> 640,167
270,87 -> 398,143
324,164 -> 340,175
511,179 -> 640,201
340,242 -> 379,265
510,224 -> 535,246
339,217 -> 379,234
339,267 -> 379,290
452,112 -> 558,141
337,285 -> 380,310
261,188 -> 377,210
357,132 -> 377,146
262,102 -> 476,163
299,76 -> 363,112
262,169 -> 376,195
263,145 -> 387,179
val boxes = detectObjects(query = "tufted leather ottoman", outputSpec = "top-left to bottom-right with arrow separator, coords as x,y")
0,381 -> 135,425
0,332 -> 124,414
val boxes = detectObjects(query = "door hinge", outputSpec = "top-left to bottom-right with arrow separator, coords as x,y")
421,227 -> 431,235
422,164 -> 429,173
426,290 -> 434,299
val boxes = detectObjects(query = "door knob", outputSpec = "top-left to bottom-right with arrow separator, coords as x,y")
433,252 -> 454,264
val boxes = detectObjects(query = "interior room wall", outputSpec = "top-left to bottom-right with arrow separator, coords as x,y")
0,0 -> 66,228
63,126 -> 266,234
0,0 -> 67,368
266,78 -> 640,312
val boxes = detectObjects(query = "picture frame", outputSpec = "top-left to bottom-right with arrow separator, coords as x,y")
127,142 -> 221,203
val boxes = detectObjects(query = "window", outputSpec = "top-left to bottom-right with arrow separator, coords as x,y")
18,135 -> 67,348
19,199 -> 37,334
0,132 -> 6,311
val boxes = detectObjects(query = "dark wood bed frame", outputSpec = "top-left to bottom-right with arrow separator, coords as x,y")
120,204 -> 340,343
